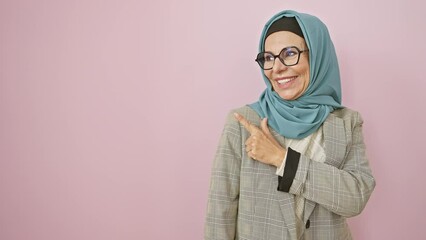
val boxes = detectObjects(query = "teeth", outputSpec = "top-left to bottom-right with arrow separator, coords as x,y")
277,77 -> 296,84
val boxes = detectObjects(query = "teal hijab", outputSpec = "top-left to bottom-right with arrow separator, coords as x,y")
250,10 -> 343,139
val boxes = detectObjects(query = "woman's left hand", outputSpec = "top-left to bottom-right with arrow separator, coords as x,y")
234,113 -> 286,167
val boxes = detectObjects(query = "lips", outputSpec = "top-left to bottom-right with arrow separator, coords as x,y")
276,76 -> 297,85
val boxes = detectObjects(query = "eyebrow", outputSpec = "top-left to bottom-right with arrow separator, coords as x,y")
264,46 -> 302,54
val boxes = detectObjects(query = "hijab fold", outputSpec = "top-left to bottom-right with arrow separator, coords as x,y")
250,10 -> 343,139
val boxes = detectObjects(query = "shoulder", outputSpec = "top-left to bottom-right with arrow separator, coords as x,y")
328,107 -> 364,130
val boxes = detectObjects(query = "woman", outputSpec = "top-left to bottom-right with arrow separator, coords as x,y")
204,10 -> 376,240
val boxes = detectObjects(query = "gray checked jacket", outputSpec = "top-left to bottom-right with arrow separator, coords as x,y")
205,106 -> 376,240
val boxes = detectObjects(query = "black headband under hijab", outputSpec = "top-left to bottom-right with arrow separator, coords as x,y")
265,17 -> 304,40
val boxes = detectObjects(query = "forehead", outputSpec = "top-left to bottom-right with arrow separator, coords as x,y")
264,31 -> 306,53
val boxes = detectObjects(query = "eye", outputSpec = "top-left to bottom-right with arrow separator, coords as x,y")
263,53 -> 275,62
282,49 -> 298,58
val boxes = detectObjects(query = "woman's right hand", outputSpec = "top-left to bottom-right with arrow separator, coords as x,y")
234,113 -> 286,167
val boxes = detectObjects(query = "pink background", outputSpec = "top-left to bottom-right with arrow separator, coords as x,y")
1,0 -> 425,239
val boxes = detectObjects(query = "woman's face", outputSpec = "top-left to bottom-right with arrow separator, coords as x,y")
263,31 -> 310,100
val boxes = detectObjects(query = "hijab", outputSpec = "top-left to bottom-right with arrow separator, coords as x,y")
250,10 -> 343,139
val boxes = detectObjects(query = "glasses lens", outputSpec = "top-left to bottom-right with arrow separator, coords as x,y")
279,47 -> 300,66
257,52 -> 275,69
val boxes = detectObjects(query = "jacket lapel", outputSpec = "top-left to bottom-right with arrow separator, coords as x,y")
270,129 -> 298,239
323,113 -> 348,168
303,114 -> 348,224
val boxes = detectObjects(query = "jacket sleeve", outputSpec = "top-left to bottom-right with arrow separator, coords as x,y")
278,112 -> 376,217
205,112 -> 242,240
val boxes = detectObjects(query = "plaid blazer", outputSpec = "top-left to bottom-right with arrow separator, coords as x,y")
205,106 -> 375,240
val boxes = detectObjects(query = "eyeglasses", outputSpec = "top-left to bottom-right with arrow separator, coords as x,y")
255,46 -> 308,70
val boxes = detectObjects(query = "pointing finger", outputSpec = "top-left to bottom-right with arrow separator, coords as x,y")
234,112 -> 257,134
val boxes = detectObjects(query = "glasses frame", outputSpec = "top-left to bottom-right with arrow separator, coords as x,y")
255,46 -> 309,70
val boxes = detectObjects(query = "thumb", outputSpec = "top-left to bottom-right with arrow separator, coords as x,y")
261,118 -> 272,137
261,118 -> 280,145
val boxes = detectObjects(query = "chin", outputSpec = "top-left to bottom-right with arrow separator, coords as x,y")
277,91 -> 298,101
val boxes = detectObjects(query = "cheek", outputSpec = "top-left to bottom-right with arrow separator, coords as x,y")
303,69 -> 310,83
303,61 -> 309,79
304,67 -> 310,86
298,64 -> 310,85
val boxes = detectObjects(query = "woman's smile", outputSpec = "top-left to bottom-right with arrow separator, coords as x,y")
275,76 -> 298,88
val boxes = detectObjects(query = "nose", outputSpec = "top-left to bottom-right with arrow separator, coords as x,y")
272,57 -> 288,72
